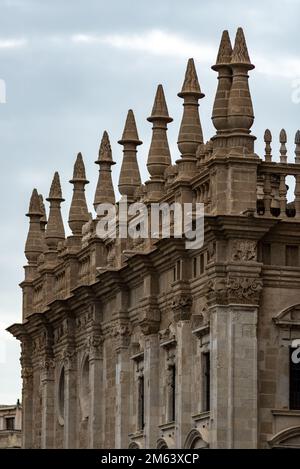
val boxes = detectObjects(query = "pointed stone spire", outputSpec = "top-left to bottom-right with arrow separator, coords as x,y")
94,131 -> 116,211
146,84 -> 173,181
231,27 -> 252,64
211,31 -> 233,134
68,152 -> 89,236
25,189 -> 43,265
177,58 -> 204,161
118,110 -> 142,201
45,172 -> 65,250
38,194 -> 47,234
227,28 -> 255,135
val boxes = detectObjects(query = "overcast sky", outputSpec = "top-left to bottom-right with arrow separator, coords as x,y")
0,0 -> 299,403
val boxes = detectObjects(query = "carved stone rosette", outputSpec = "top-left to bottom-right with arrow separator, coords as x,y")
171,292 -> 192,322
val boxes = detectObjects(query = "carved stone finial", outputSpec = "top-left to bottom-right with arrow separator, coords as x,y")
264,129 -> 272,162
231,27 -> 252,66
280,129 -> 287,163
215,30 -> 233,66
118,109 -> 142,200
94,130 -> 116,210
69,152 -> 89,236
25,189 -> 43,264
177,59 -> 204,161
45,172 -> 65,250
97,130 -> 113,163
147,85 -> 172,182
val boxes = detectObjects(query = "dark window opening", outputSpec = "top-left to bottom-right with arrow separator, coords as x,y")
5,417 -> 15,430
193,258 -> 197,278
200,253 -> 205,274
290,347 -> 300,410
262,243 -> 271,265
203,352 -> 210,412
176,260 -> 181,281
286,245 -> 299,267
137,375 -> 145,430
168,364 -> 176,422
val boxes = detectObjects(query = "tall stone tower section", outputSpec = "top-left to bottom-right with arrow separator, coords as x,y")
208,28 -> 262,448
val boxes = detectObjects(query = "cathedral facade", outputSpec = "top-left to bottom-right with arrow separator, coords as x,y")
8,27 -> 300,449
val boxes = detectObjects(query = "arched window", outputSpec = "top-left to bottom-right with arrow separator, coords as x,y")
184,429 -> 208,449
58,367 -> 65,425
80,356 -> 90,419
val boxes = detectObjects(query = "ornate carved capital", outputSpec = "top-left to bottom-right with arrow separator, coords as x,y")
87,333 -> 104,359
138,303 -> 161,335
206,274 -> 262,306
227,276 -> 262,304
112,321 -> 131,350
171,293 -> 192,322
21,365 -> 33,381
62,347 -> 76,371
205,278 -> 227,305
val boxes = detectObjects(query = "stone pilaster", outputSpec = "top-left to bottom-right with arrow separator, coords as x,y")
40,357 -> 55,448
20,337 -> 33,448
113,321 -> 131,448
172,292 -> 193,447
210,304 -> 258,448
88,333 -> 104,448
63,349 -> 77,448
143,332 -> 160,448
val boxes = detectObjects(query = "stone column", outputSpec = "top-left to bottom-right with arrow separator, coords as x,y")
88,334 -> 104,448
63,350 -> 77,448
20,337 -> 33,448
175,320 -> 192,448
114,325 -> 131,449
143,333 -> 160,448
210,303 -> 258,448
40,358 -> 55,448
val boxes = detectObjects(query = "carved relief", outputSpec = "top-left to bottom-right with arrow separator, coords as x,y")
112,321 -> 131,350
62,347 -> 76,371
227,276 -> 262,303
205,278 -> 227,305
171,293 -> 192,322
159,323 -> 176,343
232,240 -> 257,262
138,300 -> 161,335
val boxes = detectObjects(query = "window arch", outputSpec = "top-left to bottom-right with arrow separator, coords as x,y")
268,426 -> 300,448
57,366 -> 65,425
80,355 -> 90,419
184,429 -> 208,449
